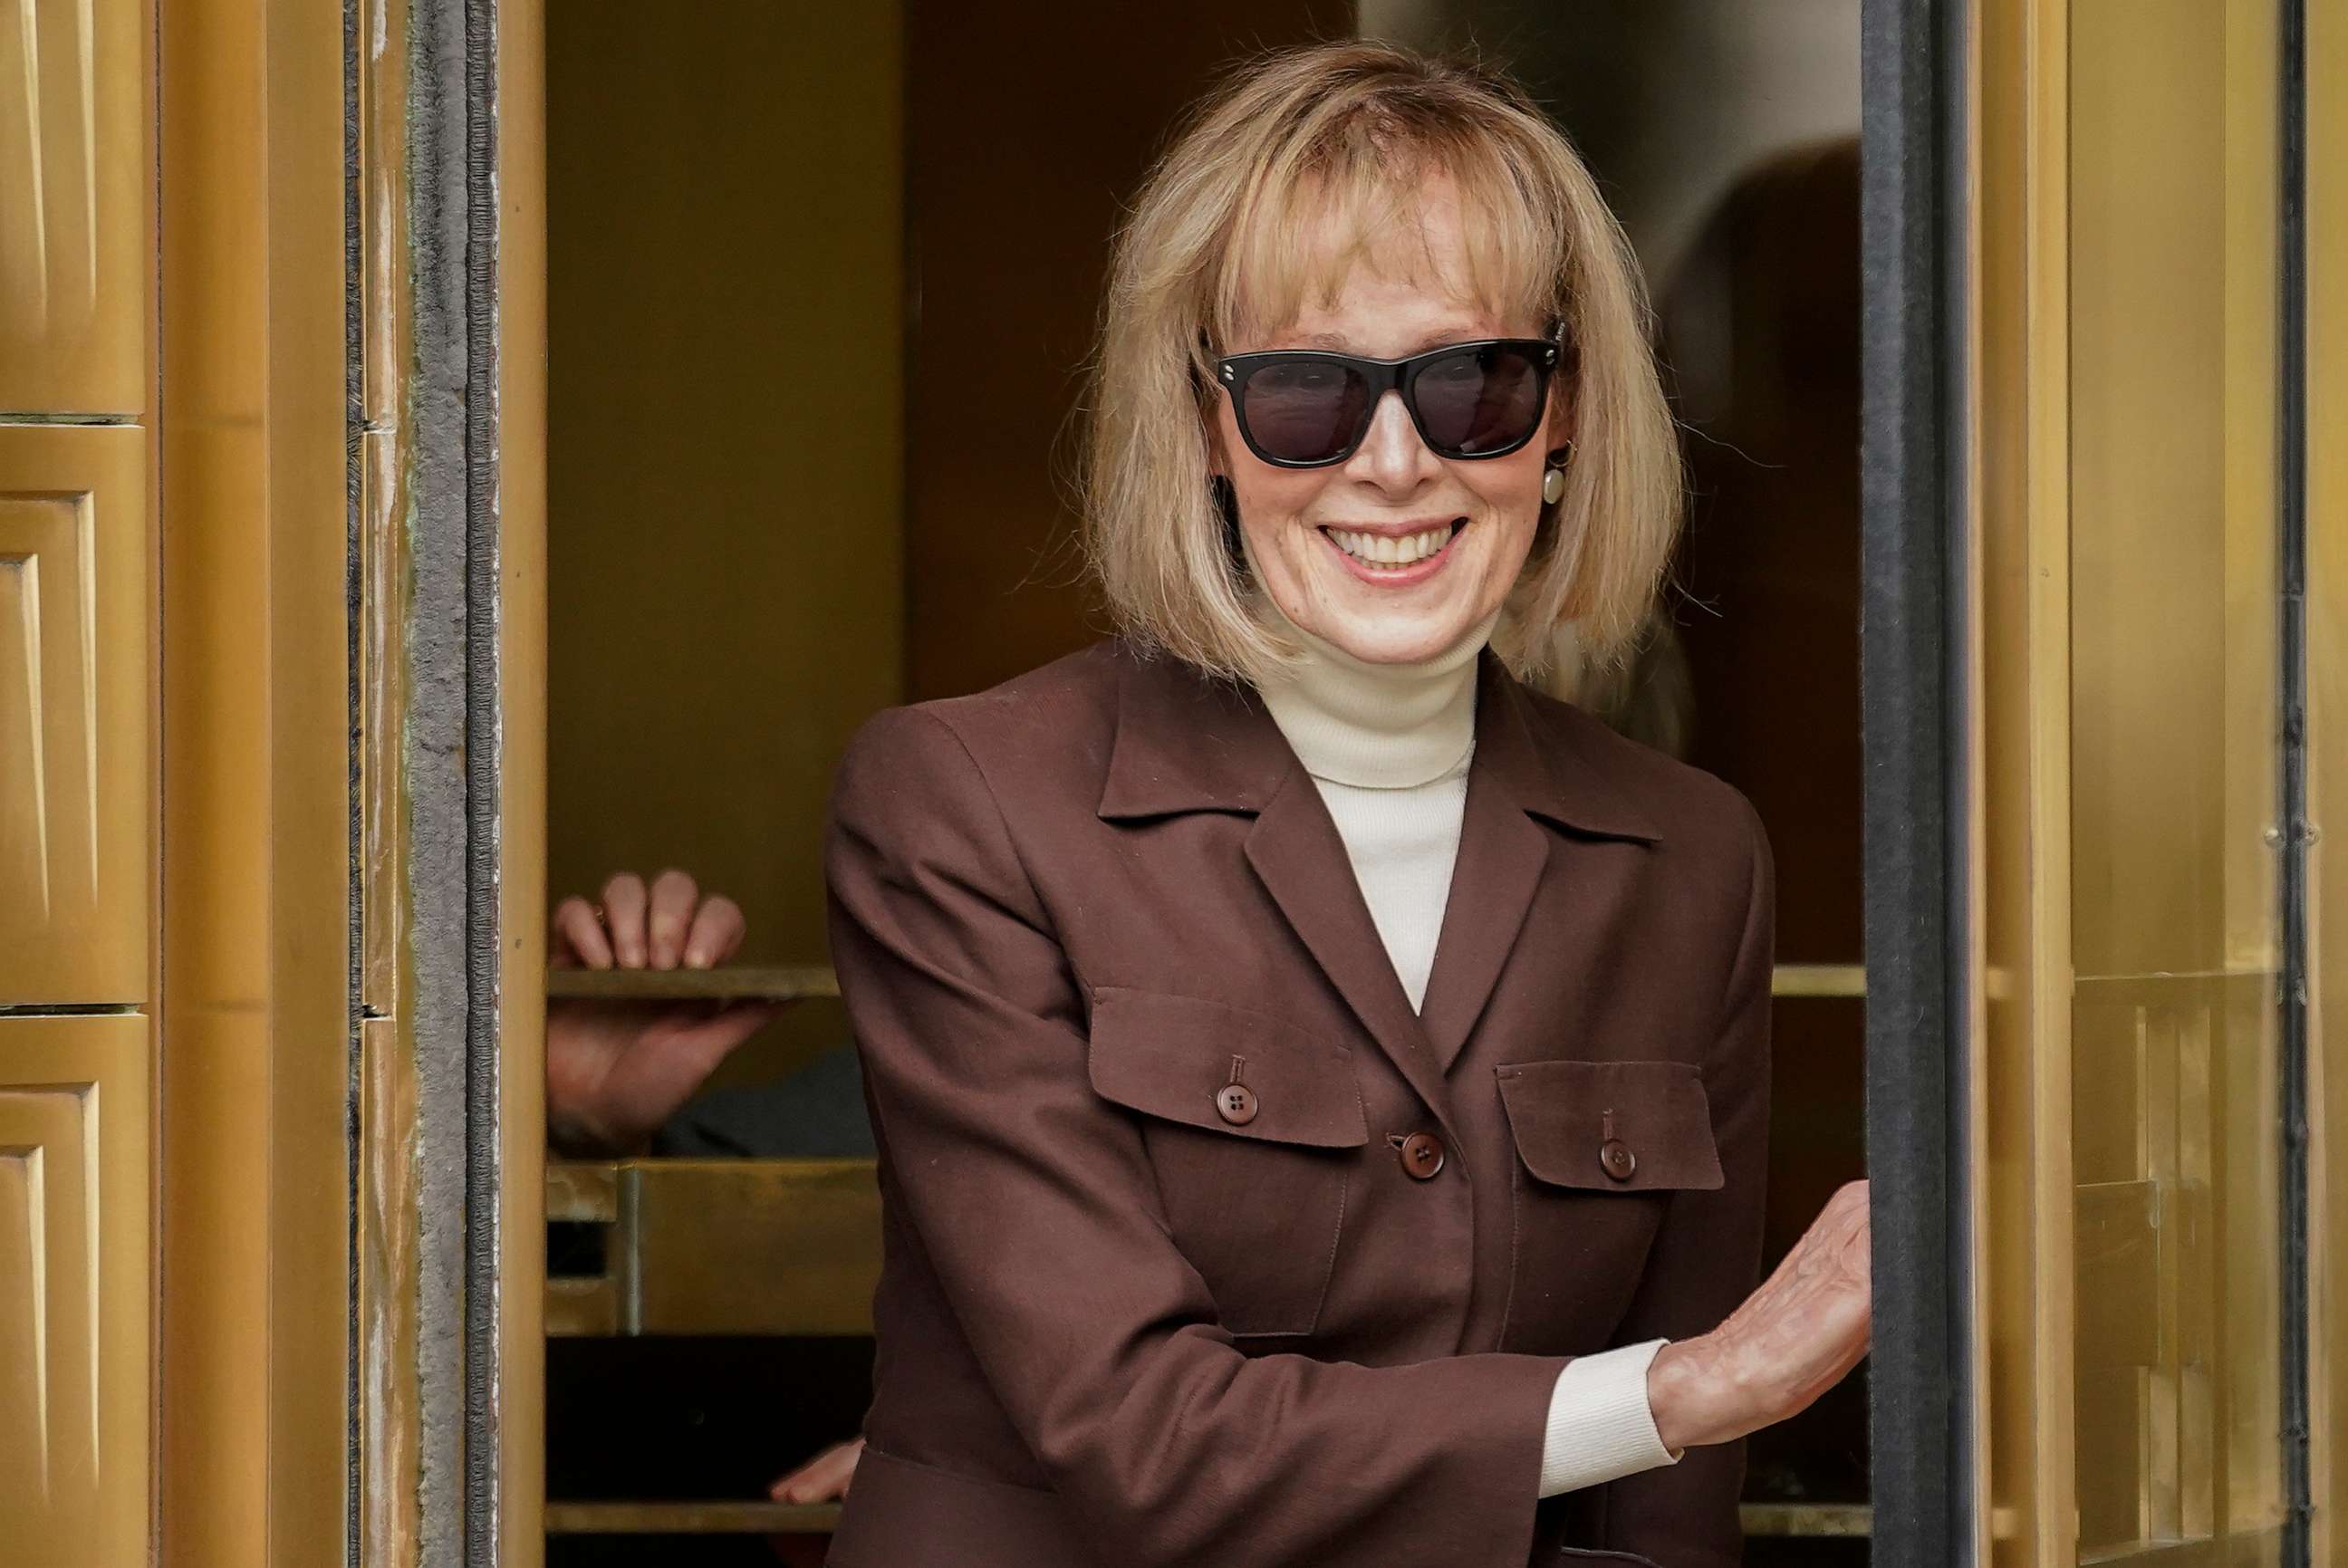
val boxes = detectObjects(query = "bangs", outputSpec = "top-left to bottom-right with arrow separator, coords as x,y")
1206,124 -> 1570,352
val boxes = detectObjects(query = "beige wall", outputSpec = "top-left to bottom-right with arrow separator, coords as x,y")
546,3 -> 905,1072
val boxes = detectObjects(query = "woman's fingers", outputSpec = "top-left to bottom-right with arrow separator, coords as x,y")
1758,1181 -> 1869,1324
550,896 -> 614,970
1739,1180 -> 1871,1401
1804,1181 -> 1872,1313
1650,1180 -> 1873,1450
1820,1177 -> 1870,1231
646,869 -> 700,968
599,872 -> 650,967
682,894 -> 746,969
768,1437 -> 865,1504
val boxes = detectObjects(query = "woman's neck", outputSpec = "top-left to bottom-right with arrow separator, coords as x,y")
1250,594 -> 1500,789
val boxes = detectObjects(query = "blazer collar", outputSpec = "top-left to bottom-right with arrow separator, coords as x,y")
1096,639 -> 1665,847
1094,642 -> 1288,817
1094,637 -> 1664,1114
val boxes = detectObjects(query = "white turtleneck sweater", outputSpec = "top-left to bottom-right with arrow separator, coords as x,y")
1249,592 -> 1680,1501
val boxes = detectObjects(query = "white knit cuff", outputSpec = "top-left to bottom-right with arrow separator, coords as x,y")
1535,1339 -> 1680,1497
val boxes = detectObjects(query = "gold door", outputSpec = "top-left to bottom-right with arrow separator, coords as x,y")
1977,0 -> 2324,1560
5,0 -> 374,1560
0,1 -> 157,1561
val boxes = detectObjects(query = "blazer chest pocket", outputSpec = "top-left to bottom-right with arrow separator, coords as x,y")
1493,1059 -> 1722,1350
1086,987 -> 1367,1338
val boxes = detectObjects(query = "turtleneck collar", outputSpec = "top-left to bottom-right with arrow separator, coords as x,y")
1241,537 -> 1502,788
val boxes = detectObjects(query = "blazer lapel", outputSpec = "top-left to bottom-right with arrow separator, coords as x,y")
1242,770 -> 1456,1121
1418,760 -> 1550,1074
1095,645 -> 1451,1117
1094,641 -> 1666,1106
1417,653 -> 1667,1073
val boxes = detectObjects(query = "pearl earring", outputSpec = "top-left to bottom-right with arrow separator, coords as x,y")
1542,444 -> 1573,505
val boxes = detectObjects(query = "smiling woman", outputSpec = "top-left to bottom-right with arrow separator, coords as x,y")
813,37 -> 1871,1568
1208,188 -> 1568,666
1084,46 -> 1681,686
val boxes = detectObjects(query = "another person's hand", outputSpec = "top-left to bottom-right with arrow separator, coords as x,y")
1645,1179 -> 1872,1452
769,1437 -> 864,1505
763,1438 -> 865,1567
545,869 -> 780,1156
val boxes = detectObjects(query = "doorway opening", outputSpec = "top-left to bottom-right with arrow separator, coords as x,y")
535,6 -> 1870,1563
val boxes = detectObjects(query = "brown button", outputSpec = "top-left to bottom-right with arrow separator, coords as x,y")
1215,1083 -> 1258,1126
1600,1139 -> 1638,1181
1399,1132 -> 1446,1180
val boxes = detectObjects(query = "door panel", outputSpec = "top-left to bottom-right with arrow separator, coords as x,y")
0,424 -> 149,1004
1979,0 -> 2295,1560
2066,0 -> 2286,1554
0,1015 -> 149,1568
0,0 -> 151,416
0,1 -> 156,1560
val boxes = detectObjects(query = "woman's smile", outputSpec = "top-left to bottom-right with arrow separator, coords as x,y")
1314,521 -> 1456,582
1315,517 -> 1468,586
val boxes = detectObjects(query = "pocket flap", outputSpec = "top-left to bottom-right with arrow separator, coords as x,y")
1496,1059 -> 1722,1191
1086,987 -> 1368,1150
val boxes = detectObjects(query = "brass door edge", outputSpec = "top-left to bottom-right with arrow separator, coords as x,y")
496,1 -> 552,1563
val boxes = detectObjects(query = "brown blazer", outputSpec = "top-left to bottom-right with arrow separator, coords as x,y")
822,638 -> 1774,1568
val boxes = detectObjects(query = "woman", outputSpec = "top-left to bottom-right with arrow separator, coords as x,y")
823,41 -> 1868,1568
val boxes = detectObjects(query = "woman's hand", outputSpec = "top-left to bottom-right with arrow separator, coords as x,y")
544,869 -> 780,1157
768,1437 -> 864,1505
1645,1178 -> 1871,1452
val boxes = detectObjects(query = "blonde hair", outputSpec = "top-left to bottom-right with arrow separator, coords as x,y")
1081,39 -> 1682,687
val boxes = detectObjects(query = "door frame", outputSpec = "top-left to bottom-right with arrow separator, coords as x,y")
1859,0 -> 1976,1561
158,0 -> 549,1558
1872,5 -> 2334,1565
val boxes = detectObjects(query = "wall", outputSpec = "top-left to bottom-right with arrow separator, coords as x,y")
546,2 -> 904,1073
902,2 -> 1355,700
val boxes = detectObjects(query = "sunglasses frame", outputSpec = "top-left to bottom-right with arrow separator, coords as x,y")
1212,335 -> 1564,469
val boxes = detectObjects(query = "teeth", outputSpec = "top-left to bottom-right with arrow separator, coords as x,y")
1327,525 -> 1452,568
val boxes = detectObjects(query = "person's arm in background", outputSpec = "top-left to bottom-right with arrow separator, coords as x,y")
544,869 -> 879,1527
544,868 -> 781,1157
772,1437 -> 864,1503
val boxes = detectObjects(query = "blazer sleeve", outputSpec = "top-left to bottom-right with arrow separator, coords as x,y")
824,707 -> 1575,1568
1590,792 -> 1776,1566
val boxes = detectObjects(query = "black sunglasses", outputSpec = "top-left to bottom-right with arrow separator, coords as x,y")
1213,336 -> 1563,469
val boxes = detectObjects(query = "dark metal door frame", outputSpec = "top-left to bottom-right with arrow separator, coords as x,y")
1860,5 -> 2315,1563
1859,1 -> 1973,1561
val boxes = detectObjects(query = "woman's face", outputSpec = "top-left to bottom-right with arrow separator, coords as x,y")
1208,181 -> 1567,666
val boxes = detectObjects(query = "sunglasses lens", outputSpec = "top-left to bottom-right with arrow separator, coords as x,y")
1239,361 -> 1372,465
1411,345 -> 1546,457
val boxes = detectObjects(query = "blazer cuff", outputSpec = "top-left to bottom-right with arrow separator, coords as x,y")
1535,1339 -> 1680,1497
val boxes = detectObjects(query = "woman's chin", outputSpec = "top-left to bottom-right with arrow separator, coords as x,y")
1306,601 -> 1487,666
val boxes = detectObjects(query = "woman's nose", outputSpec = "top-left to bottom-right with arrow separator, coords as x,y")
1347,390 -> 1440,492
